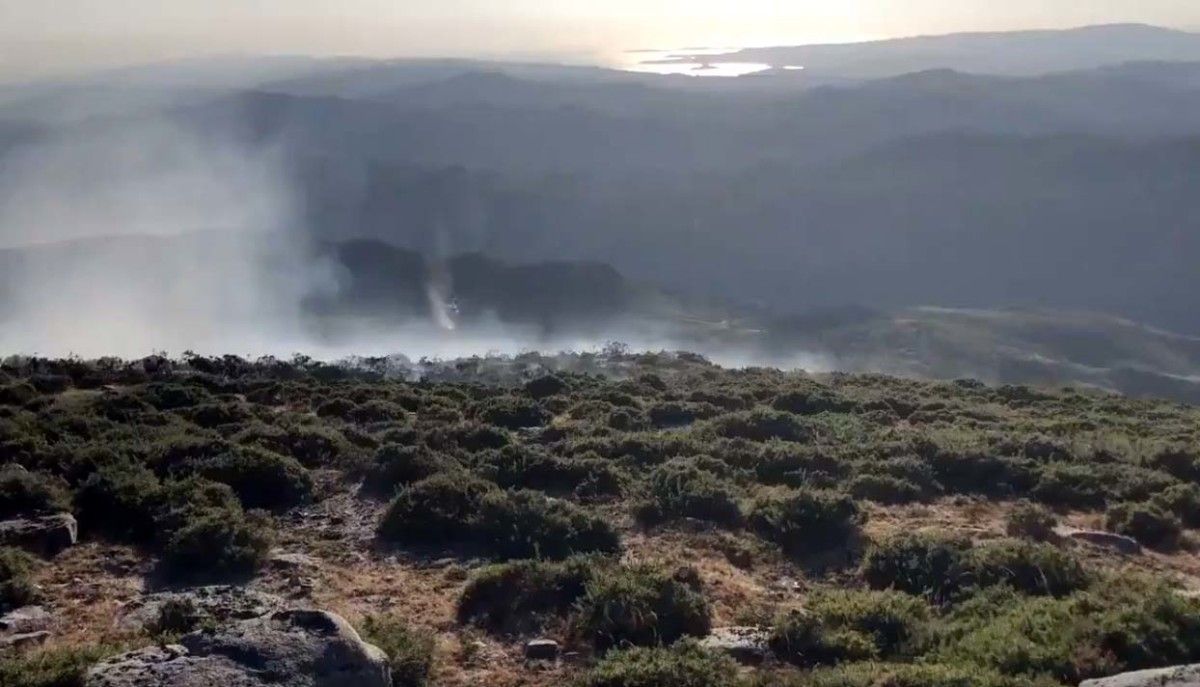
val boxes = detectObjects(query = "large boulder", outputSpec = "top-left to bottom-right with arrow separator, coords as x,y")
0,513 -> 77,556
86,609 -> 391,687
1080,664 -> 1200,687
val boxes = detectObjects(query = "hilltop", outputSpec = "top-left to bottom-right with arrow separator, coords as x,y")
2,352 -> 1200,686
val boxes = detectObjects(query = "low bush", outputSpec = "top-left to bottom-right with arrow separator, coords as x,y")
577,642 -> 737,687
771,590 -> 929,667
965,541 -> 1089,597
753,444 -> 848,488
807,589 -> 931,657
709,409 -> 811,443
576,565 -> 711,651
1030,464 -> 1109,508
791,662 -> 1046,687
0,546 -> 39,611
457,556 -> 603,632
636,459 -> 741,526
479,489 -> 620,560
848,474 -> 926,504
74,462 -> 162,543
1106,502 -> 1182,550
365,444 -> 454,496
479,445 -> 624,499
378,473 -> 497,546
477,396 -> 551,430
1152,483 -> 1200,527
863,534 -> 1088,602
153,477 -> 271,581
1005,501 -> 1058,541
0,643 -> 129,687
358,614 -> 435,687
159,510 -> 271,581
862,533 -> 972,603
927,450 -> 1035,498
172,446 -> 312,511
747,489 -> 863,556
0,466 -> 69,518
525,375 -> 568,399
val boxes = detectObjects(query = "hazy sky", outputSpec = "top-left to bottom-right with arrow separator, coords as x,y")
3,0 -> 1200,81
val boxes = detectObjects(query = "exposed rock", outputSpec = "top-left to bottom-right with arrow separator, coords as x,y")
0,513 -> 77,556
1062,528 -> 1142,555
268,551 -> 320,571
1,630 -> 51,649
524,638 -> 559,661
0,605 -> 51,634
87,609 -> 390,687
116,586 -> 284,632
699,626 -> 772,665
1079,664 -> 1200,687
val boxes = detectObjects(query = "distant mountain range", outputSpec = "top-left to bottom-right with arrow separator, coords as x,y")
3,24 -> 1200,401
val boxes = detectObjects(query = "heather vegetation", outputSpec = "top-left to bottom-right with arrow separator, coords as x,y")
2,351 -> 1200,686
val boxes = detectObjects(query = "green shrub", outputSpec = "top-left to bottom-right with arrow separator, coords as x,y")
928,450 -> 1035,498
863,535 -> 1087,602
577,642 -> 737,687
1106,502 -> 1182,550
637,459 -> 741,526
772,388 -> 854,415
1031,464 -> 1108,508
1152,483 -> 1200,527
576,565 -> 711,651
0,546 -> 39,611
186,401 -> 253,429
174,446 -> 312,511
807,589 -> 931,657
358,614 -> 435,687
365,444 -> 454,495
479,445 -> 623,499
378,473 -> 496,546
238,423 -> 355,469
753,444 -> 848,488
848,474 -> 926,504
479,489 -> 621,560
457,556 -> 603,632
862,533 -> 972,603
525,375 -> 569,399
1146,447 -> 1200,483
792,662 -> 1046,687
965,541 -> 1089,597
159,510 -> 271,581
74,462 -> 162,543
477,396 -> 551,430
747,489 -> 863,556
647,402 -> 720,429
0,643 -> 129,687
770,590 -> 929,667
1005,501 -> 1058,541
769,611 -> 876,667
709,409 -> 811,443
0,466 -> 69,518
153,477 -> 271,581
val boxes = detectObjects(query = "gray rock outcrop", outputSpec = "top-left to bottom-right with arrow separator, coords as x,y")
699,626 -> 772,665
0,513 -> 78,556
86,609 -> 391,687
1079,664 -> 1200,687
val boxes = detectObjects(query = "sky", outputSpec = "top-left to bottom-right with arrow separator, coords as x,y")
3,0 -> 1200,82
